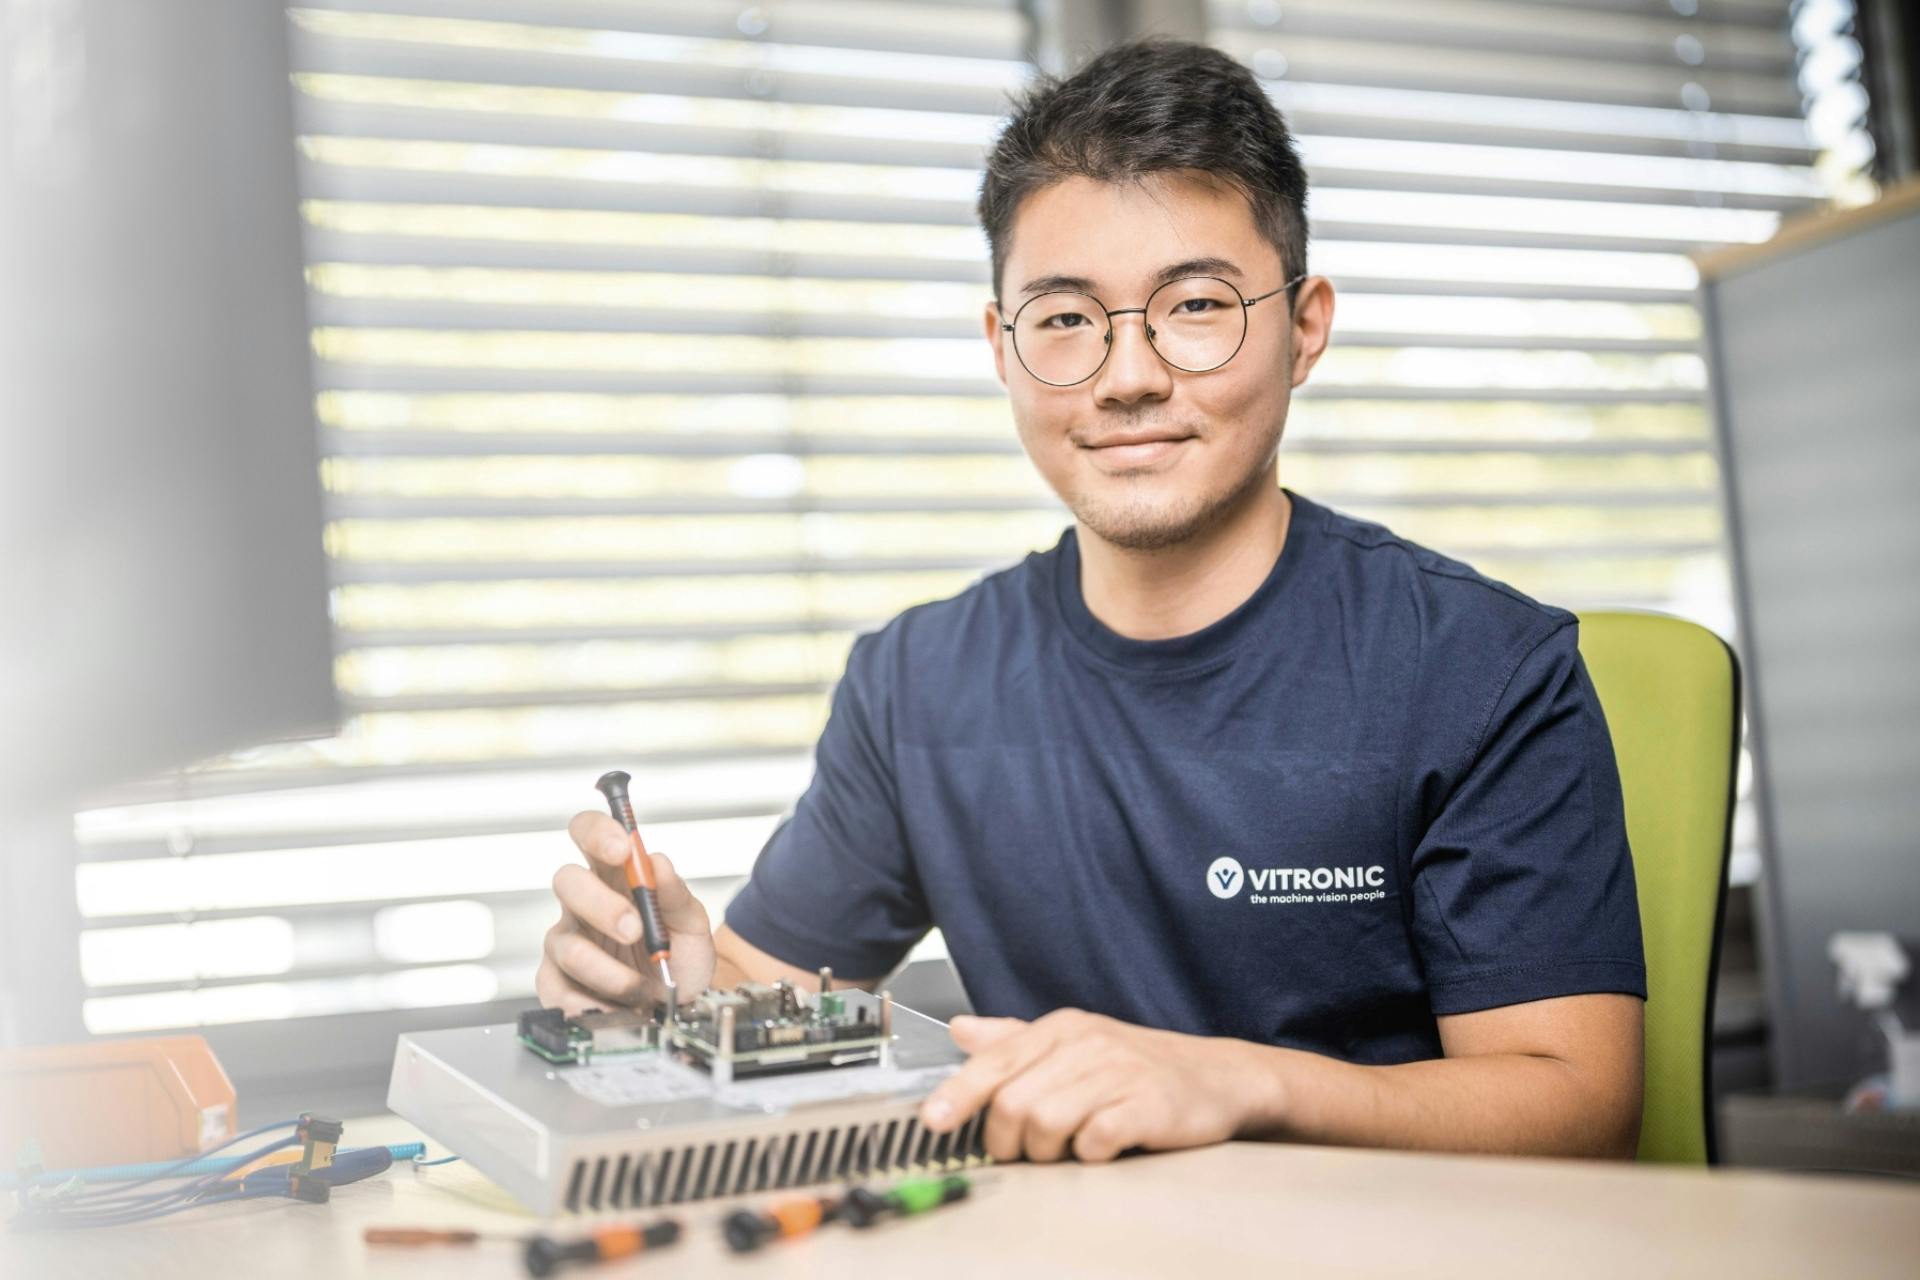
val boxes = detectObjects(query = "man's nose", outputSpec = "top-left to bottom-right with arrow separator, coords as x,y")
1091,311 -> 1173,408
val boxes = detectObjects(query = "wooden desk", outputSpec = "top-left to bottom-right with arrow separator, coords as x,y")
6,1118 -> 1917,1278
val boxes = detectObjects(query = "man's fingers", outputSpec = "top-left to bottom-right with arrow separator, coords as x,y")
648,850 -> 711,938
543,921 -> 650,1006
1012,1091 -> 1102,1165
948,1015 -> 1026,1052
568,810 -> 634,874
985,1052 -> 1110,1163
553,863 -> 642,946
920,1018 -> 1058,1133
1069,1100 -> 1137,1164
566,816 -> 710,939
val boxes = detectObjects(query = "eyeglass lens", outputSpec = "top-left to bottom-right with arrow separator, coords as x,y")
1011,276 -> 1250,386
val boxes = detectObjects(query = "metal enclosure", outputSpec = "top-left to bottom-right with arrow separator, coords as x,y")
387,992 -> 985,1216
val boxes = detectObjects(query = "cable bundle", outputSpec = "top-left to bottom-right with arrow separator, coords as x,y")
9,1116 -> 395,1231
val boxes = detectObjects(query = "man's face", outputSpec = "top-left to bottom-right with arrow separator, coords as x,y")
984,172 -> 1329,552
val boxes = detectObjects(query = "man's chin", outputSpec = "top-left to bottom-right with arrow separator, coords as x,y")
1070,492 -> 1220,552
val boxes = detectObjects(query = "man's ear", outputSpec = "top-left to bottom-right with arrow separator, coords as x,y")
1288,276 -> 1335,389
983,299 -> 1009,388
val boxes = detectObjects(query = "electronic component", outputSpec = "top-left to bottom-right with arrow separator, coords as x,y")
516,971 -> 889,1085
673,974 -> 891,1086
389,989 -> 986,1215
517,1007 -> 665,1065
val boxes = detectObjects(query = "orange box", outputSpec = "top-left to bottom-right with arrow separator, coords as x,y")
0,1035 -> 236,1170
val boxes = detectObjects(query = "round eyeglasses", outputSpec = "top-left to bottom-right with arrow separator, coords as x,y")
1001,274 -> 1307,387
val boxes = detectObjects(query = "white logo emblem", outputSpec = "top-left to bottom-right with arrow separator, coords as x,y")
1205,856 -> 1244,900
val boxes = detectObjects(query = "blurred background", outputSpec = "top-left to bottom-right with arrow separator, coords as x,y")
1,0 -> 1913,1126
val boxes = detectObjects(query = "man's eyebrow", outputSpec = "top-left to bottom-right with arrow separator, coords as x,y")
1015,256 -> 1246,298
1017,272 -> 1098,296
1154,256 -> 1244,286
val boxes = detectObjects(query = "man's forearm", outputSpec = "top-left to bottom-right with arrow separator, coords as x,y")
1224,1039 -> 1641,1159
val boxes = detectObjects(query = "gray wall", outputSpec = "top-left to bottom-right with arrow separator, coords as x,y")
1703,198 -> 1920,1089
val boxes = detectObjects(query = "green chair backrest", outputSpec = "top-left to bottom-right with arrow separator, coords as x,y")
1577,611 -> 1740,1165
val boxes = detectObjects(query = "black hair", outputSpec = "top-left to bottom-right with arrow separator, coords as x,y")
978,38 -> 1309,301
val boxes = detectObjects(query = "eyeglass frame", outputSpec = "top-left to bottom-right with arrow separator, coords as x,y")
998,272 -> 1309,387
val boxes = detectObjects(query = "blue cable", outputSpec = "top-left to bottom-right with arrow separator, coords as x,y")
5,1120 -> 296,1200
30,1143 -> 290,1216
13,1140 -> 398,1232
3,1141 -> 429,1191
30,1138 -> 298,1219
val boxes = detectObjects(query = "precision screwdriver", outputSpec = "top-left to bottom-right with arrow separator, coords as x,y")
841,1173 -> 973,1228
594,770 -> 676,1001
721,1193 -> 840,1253
524,1220 -> 683,1276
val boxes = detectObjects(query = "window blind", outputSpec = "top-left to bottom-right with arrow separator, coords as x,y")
1209,0 -> 1821,929
72,0 -> 1034,1050
71,1 -> 1828,1070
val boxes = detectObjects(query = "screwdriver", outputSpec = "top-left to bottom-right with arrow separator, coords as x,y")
841,1173 -> 972,1228
720,1193 -> 839,1253
364,1227 -> 499,1247
594,770 -> 676,1001
524,1220 -> 682,1277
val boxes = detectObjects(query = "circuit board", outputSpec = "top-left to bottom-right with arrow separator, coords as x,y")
517,974 -> 892,1084
675,981 -> 888,1083
518,1006 -> 665,1064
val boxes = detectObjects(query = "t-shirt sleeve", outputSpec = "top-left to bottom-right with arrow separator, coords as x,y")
1410,619 -> 1647,1016
721,631 -> 930,978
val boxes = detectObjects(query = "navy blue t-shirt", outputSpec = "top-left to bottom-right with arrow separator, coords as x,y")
724,492 -> 1646,1065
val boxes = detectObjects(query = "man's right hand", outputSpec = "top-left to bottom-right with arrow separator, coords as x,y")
535,811 -> 717,1014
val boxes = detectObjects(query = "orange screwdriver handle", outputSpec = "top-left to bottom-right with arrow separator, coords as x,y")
595,771 -> 672,967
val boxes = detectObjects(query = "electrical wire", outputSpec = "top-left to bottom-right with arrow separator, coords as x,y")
2,1140 -> 427,1190
24,1139 -> 293,1217
11,1123 -> 419,1233
9,1124 -> 306,1232
13,1139 -> 297,1229
16,1120 -> 295,1203
56,1139 -> 298,1215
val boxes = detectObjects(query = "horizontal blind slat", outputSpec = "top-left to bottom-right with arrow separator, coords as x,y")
1217,29 -> 1804,113
1212,0 -> 1796,70
297,0 -> 1027,60
288,30 -> 1026,116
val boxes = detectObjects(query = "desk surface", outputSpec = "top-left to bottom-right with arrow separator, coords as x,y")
6,1117 -> 1918,1279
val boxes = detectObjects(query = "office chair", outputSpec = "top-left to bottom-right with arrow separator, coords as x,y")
1578,611 -> 1741,1164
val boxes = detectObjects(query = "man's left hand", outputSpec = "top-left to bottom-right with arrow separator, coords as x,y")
917,1009 -> 1264,1163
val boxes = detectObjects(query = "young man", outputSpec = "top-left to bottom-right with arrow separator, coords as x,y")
537,40 -> 1647,1162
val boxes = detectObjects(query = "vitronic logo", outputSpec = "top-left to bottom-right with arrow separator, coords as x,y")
1204,860 -> 1389,905
1205,856 -> 1244,900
